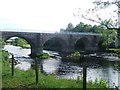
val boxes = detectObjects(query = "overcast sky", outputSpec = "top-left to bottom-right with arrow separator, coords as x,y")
0,0 -> 117,33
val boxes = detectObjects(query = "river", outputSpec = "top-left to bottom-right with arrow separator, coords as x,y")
4,45 -> 120,88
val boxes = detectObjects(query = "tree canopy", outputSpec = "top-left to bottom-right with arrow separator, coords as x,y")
60,22 -> 105,33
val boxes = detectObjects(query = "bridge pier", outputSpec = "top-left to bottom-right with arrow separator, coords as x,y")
31,47 -> 43,58
61,48 -> 74,53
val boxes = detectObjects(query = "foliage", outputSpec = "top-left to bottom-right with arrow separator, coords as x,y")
2,50 -> 9,61
66,23 -> 74,31
70,51 -> 81,59
60,22 -> 105,33
0,38 -> 6,48
75,0 -> 119,30
108,48 -> 120,57
99,79 -> 107,87
16,38 -> 30,48
22,44 -> 31,49
114,62 -> 120,70
89,78 -> 107,88
74,0 -> 120,47
108,48 -> 120,53
37,52 -> 50,59
9,37 -> 31,49
102,30 -> 117,50
60,23 -> 74,32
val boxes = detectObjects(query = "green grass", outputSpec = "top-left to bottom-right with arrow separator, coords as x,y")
108,48 -> 120,52
108,48 -> 120,57
2,50 -> 108,89
22,44 -> 31,49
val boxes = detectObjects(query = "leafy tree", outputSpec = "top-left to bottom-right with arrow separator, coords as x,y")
75,0 -> 120,47
90,25 -> 104,33
66,23 -> 74,32
74,22 -> 86,32
60,22 -> 105,33
102,30 -> 117,50
60,29 -> 66,32
14,38 -> 30,48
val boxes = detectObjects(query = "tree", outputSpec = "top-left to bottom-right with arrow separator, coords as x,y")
66,23 -> 74,32
102,30 -> 117,50
60,21 -> 105,33
75,0 -> 120,47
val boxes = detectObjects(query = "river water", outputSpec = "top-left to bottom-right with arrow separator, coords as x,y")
4,45 -> 120,88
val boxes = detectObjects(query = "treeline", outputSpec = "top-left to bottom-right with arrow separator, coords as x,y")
60,22 -> 105,33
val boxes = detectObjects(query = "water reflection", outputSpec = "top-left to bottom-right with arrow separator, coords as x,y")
41,59 -> 61,74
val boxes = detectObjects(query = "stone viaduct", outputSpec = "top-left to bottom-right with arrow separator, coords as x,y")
2,31 -> 102,57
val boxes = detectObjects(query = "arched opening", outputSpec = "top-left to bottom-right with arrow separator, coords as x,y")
43,37 -> 66,52
5,36 -> 31,56
74,37 -> 89,51
6,37 -> 31,48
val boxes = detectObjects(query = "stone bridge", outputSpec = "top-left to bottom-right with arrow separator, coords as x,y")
2,31 -> 102,57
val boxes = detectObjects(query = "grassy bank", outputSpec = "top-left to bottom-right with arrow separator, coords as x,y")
107,48 -> 120,57
22,44 -> 31,49
2,50 -> 108,89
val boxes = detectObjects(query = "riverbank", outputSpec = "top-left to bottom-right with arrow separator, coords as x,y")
107,48 -> 120,57
2,50 -> 108,89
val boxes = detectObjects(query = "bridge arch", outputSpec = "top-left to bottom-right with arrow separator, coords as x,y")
3,35 -> 36,57
43,37 -> 68,52
74,37 -> 90,51
4,35 -> 34,47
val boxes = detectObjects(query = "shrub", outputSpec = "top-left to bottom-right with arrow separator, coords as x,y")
2,50 -> 9,61
37,52 -> 50,59
70,51 -> 80,59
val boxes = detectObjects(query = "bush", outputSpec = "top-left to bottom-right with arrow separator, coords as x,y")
37,52 -> 50,59
2,50 -> 9,61
108,48 -> 120,57
0,38 -> 6,48
70,51 -> 80,59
